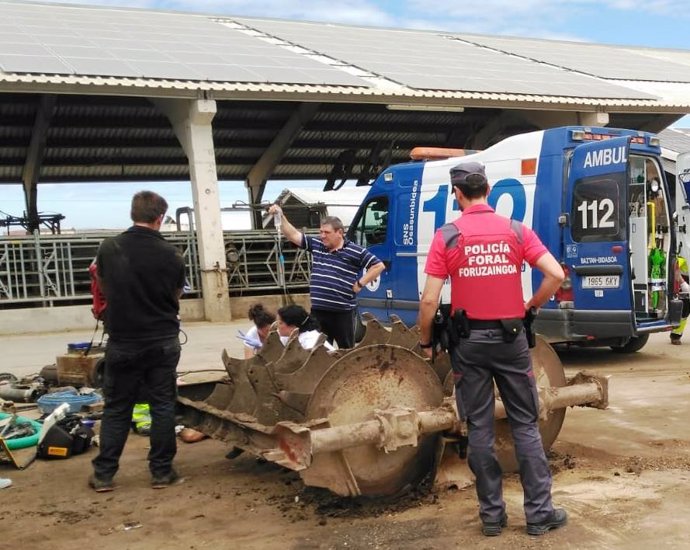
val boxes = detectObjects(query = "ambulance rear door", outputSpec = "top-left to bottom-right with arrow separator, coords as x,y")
676,152 -> 690,259
563,137 -> 634,338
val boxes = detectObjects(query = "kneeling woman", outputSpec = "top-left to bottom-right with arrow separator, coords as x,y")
277,305 -> 334,351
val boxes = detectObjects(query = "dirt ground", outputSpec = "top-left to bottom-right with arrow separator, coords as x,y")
2,327 -> 690,550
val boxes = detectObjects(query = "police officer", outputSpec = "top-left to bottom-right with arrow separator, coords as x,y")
418,161 -> 567,537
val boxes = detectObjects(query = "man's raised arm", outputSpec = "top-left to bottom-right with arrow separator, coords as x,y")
267,204 -> 303,247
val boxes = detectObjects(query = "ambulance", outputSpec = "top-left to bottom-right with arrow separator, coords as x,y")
348,126 -> 683,352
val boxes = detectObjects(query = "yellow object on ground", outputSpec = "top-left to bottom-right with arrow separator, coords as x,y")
132,403 -> 151,435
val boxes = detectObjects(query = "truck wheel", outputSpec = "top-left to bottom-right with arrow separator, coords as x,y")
610,334 -> 649,354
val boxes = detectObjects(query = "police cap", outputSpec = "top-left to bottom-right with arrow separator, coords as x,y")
450,161 -> 487,187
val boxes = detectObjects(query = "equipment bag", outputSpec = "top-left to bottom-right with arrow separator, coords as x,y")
37,415 -> 94,459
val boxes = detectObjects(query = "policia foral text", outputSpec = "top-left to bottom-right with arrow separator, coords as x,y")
417,162 -> 568,537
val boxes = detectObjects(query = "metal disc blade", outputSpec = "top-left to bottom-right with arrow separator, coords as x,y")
304,344 -> 444,496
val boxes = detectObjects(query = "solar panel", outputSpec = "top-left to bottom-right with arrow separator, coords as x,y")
1,2 -> 685,97
0,53 -> 72,74
237,18 -> 656,99
0,2 -> 369,86
0,42 -> 49,56
659,129 -> 690,153
63,57 -> 139,78
462,35 -> 690,83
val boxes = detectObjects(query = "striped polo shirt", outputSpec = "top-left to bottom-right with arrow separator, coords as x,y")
302,235 -> 382,312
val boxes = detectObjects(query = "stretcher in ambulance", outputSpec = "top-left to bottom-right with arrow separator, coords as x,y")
348,126 -> 683,352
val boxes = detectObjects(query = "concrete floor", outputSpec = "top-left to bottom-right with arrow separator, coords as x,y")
3,320 -> 249,379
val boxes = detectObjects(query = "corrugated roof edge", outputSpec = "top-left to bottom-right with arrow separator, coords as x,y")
0,72 -> 685,109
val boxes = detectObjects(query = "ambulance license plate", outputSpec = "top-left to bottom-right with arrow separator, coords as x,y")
582,275 -> 620,289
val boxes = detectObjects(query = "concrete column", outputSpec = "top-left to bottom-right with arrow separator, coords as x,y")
153,98 -> 231,322
578,111 -> 610,127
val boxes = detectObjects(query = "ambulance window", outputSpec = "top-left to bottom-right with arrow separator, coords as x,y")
352,197 -> 389,247
571,176 -> 625,242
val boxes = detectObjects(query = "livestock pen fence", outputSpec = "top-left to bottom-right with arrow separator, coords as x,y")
0,230 -> 312,308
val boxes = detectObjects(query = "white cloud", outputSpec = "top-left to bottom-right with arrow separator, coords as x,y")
590,0 -> 684,14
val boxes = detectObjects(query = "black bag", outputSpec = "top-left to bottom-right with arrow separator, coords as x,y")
37,414 -> 94,459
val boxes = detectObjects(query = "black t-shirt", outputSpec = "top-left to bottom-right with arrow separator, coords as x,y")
97,225 -> 185,342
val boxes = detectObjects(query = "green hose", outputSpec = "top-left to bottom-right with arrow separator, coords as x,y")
0,412 -> 42,450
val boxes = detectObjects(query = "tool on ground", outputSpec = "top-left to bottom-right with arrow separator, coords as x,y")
0,415 -> 36,440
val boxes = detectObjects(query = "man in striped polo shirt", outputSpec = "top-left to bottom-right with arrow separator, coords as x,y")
268,204 -> 385,348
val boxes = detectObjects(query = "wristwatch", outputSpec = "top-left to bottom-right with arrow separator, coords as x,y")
355,280 -> 364,288
419,341 -> 433,349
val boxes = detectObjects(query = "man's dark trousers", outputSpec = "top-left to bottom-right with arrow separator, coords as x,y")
312,308 -> 355,349
93,337 -> 180,480
452,329 -> 554,524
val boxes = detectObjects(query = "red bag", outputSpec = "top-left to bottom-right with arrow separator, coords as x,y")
88,262 -> 107,320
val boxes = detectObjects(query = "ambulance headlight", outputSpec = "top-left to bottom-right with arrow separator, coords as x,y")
571,130 -> 586,141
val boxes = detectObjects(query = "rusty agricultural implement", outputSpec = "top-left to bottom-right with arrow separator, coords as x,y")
177,314 -> 609,497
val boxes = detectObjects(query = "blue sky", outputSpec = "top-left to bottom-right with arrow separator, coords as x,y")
2,0 -> 690,230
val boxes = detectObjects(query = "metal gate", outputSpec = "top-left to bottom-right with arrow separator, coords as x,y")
0,230 -> 312,307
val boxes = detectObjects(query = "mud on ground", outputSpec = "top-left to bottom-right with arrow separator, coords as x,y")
3,332 -> 690,550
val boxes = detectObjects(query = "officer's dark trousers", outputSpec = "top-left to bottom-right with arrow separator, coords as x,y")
92,337 -> 180,480
452,329 -> 554,524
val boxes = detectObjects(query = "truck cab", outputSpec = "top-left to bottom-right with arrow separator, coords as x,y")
348,126 -> 683,352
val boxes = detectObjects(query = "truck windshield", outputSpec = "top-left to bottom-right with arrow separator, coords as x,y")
351,197 -> 389,247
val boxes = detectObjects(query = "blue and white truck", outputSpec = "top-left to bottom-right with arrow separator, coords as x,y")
348,126 -> 683,352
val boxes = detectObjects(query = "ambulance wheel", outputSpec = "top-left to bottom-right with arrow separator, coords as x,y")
610,334 -> 649,354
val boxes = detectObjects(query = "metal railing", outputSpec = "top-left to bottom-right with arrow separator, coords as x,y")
0,230 -> 312,307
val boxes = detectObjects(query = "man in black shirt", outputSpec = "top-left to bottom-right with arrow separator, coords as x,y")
89,191 -> 186,492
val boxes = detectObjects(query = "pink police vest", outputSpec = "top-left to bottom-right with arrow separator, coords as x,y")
425,204 -> 547,319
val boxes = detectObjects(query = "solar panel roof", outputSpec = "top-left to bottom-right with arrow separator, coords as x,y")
459,35 -> 690,83
237,18 -> 654,99
0,2 -> 369,86
660,128 -> 690,154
